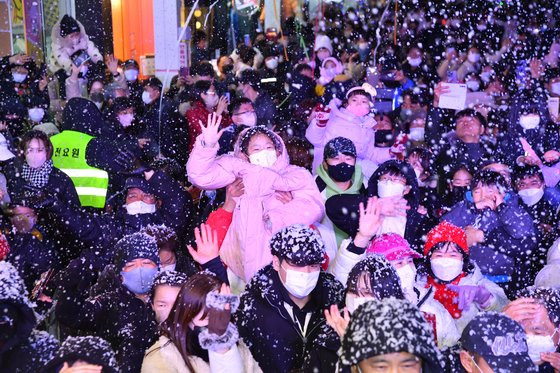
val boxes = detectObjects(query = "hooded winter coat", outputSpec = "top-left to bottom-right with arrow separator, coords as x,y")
236,264 -> 344,373
0,262 -> 59,372
55,257 -> 157,373
442,195 -> 538,293
326,160 -> 433,252
496,90 -> 560,166
187,128 -> 324,282
306,102 -> 392,178
48,18 -> 102,74
57,97 -> 141,174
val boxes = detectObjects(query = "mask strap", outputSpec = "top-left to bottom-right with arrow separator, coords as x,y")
469,354 -> 483,373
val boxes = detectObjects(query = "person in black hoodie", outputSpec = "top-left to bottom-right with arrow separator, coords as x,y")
0,261 -> 59,372
236,224 -> 345,373
49,97 -> 142,210
326,159 -> 433,252
54,232 -> 160,373
496,90 -> 560,167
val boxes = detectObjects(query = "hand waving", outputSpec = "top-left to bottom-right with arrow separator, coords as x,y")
106,54 -> 119,74
200,112 -> 225,148
324,304 -> 350,339
188,223 -> 220,264
354,197 -> 382,247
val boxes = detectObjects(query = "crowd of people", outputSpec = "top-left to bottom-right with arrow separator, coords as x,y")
1,0 -> 560,371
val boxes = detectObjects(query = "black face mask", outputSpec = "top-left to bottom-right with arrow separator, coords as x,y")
222,64 -> 233,74
375,130 -> 394,147
448,186 -> 468,205
327,162 -> 355,182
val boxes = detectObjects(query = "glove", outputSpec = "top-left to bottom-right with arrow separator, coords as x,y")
114,148 -> 136,170
447,284 -> 492,311
314,103 -> 331,127
206,290 -> 239,336
389,132 -> 408,160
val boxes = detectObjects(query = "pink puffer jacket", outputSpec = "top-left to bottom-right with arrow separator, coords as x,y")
187,129 -> 325,282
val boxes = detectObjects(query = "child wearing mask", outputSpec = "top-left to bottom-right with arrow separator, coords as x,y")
417,221 -> 508,332
306,84 -> 394,179
187,114 -> 324,286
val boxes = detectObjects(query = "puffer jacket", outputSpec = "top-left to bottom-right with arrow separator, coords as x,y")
305,102 -> 392,178
187,128 -> 324,282
48,18 -> 102,74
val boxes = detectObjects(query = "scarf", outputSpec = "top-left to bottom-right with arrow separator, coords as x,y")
21,160 -> 53,189
426,274 -> 466,319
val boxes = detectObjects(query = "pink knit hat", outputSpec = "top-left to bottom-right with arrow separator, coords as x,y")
366,233 -> 421,261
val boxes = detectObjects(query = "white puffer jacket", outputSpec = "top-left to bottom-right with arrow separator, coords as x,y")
416,265 -> 509,333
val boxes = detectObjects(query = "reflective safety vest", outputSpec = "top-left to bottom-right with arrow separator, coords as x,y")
50,130 -> 109,208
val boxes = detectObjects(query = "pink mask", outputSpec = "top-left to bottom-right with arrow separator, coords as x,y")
346,104 -> 371,117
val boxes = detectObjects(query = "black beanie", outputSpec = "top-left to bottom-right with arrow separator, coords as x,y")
43,336 -> 119,373
113,233 -> 160,271
60,15 -> 80,37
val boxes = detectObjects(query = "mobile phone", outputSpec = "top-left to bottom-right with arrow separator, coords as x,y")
244,34 -> 251,47
179,66 -> 189,79
225,92 -> 231,101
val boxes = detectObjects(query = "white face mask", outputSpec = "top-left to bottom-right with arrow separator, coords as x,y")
345,294 -> 375,313
203,94 -> 219,109
161,263 -> 176,272
408,127 -> 425,142
551,82 -> 560,96
520,114 -> 540,130
407,57 -> 422,67
281,265 -> 320,298
237,112 -> 257,126
468,52 -> 481,63
126,201 -> 156,215
28,108 -> 45,123
12,72 -> 27,83
377,180 -> 406,198
395,263 -> 417,292
466,80 -> 481,92
249,149 -> 277,168
527,330 -> 558,363
124,69 -> 139,82
26,152 -> 47,169
518,187 -> 544,206
430,257 -> 463,281
118,113 -> 135,128
265,58 -> 279,70
142,91 -> 153,105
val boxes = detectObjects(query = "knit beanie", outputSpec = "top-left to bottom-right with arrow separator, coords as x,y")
270,224 -> 326,266
113,232 -> 160,270
424,221 -> 468,256
60,15 -> 80,37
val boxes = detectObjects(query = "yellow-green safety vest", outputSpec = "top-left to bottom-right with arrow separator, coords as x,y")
50,130 -> 109,208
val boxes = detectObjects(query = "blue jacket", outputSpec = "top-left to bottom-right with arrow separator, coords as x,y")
442,194 -> 537,291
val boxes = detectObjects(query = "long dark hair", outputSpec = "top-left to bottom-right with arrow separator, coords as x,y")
158,272 -> 221,371
346,256 -> 405,300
